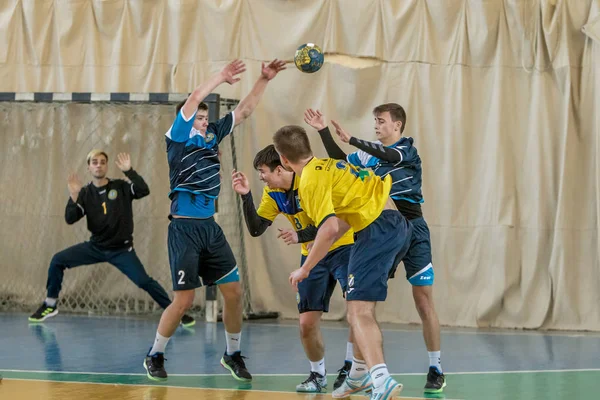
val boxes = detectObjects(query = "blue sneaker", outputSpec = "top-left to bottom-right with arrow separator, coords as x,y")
370,376 -> 403,399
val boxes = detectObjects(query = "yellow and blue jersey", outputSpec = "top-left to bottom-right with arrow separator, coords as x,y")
298,158 -> 392,233
256,175 -> 354,256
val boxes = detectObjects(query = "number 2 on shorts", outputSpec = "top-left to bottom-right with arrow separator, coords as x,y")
178,270 -> 185,285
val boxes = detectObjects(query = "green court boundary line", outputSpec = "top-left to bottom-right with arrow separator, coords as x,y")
0,376 -> 465,400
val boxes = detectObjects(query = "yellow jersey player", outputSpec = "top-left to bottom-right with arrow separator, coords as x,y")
231,144 -> 355,392
274,125 -> 413,400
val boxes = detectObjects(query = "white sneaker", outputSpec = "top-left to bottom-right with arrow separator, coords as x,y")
370,376 -> 403,399
332,373 -> 373,398
296,371 -> 327,393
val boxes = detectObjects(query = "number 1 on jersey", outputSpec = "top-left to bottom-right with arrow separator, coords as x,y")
102,202 -> 107,215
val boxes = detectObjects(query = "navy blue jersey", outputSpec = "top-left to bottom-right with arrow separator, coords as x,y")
347,137 -> 423,204
165,109 -> 235,218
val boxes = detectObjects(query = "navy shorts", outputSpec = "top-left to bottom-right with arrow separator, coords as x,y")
168,217 -> 238,291
389,217 -> 434,286
297,245 -> 351,313
346,210 -> 413,302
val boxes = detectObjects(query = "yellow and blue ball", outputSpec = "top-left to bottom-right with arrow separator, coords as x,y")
294,43 -> 324,73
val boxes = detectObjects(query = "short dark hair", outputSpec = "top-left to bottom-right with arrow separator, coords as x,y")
272,125 -> 313,163
373,103 -> 407,133
253,144 -> 282,171
175,100 -> 208,116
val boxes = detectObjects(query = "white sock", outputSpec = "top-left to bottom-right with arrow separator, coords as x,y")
370,364 -> 391,388
349,357 -> 368,379
345,342 -> 353,362
429,351 -> 442,373
149,332 -> 170,355
45,298 -> 57,307
310,358 -> 326,376
226,331 -> 241,355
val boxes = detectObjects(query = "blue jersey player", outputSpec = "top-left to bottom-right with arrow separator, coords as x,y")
143,59 -> 286,383
306,105 -> 446,393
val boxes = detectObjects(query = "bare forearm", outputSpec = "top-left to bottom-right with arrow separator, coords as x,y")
235,76 -> 269,123
183,73 -> 225,117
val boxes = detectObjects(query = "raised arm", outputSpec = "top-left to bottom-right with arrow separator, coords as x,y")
233,59 -> 286,127
232,170 -> 273,236
116,153 -> 150,199
304,109 -> 347,160
182,60 -> 246,121
331,120 -> 402,163
65,174 -> 85,224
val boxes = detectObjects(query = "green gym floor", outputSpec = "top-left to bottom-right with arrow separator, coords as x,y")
1,313 -> 598,399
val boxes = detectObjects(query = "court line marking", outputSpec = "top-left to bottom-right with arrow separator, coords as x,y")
2,367 -> 600,376
253,322 -> 600,338
0,377 -> 465,400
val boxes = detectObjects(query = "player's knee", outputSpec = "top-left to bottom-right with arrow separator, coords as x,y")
346,301 -> 375,325
299,312 -> 321,337
220,281 -> 243,299
172,290 -> 195,311
412,286 -> 435,318
49,253 -> 68,269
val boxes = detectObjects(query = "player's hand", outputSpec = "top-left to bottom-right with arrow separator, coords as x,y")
277,228 -> 298,245
231,169 -> 250,195
67,173 -> 82,201
289,267 -> 310,291
221,60 -> 246,85
261,59 -> 286,80
115,153 -> 132,172
304,108 -> 326,131
331,120 -> 352,143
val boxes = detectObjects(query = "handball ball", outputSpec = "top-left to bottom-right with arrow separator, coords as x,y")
294,43 -> 324,73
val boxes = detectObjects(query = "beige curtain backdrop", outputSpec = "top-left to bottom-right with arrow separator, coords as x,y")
1,0 -> 599,330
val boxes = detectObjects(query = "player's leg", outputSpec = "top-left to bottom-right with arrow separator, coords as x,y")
403,217 -> 445,392
144,219 -> 203,381
345,210 -> 412,400
109,248 -> 195,327
295,254 -> 330,392
329,246 -> 373,397
201,220 -> 251,382
325,245 -> 358,391
29,242 -> 104,322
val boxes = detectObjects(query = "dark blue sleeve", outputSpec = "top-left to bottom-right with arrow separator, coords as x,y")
210,112 -> 235,143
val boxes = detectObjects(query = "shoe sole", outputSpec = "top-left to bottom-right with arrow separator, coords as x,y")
332,383 -> 373,398
142,360 -> 167,382
424,380 -> 447,393
28,309 -> 58,323
296,383 -> 328,393
180,320 -> 196,328
384,383 -> 403,399
220,357 -> 252,382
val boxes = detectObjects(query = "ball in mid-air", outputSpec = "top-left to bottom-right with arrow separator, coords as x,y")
294,43 -> 324,73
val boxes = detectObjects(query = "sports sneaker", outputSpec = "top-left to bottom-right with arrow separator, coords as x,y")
424,366 -> 446,393
221,351 -> 252,382
143,351 -> 167,381
370,376 -> 403,399
333,361 -> 352,390
296,371 -> 327,392
332,373 -> 373,398
28,302 -> 58,322
180,314 -> 196,327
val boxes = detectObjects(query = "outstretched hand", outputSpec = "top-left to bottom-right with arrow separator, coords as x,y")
304,108 -> 326,131
67,173 -> 82,201
261,59 -> 287,81
330,120 -> 352,143
231,169 -> 250,195
115,153 -> 132,172
221,60 -> 247,85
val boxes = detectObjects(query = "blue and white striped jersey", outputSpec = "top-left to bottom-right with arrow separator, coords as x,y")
347,137 -> 423,204
165,109 -> 235,218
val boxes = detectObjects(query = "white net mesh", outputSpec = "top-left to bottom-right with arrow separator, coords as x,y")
0,99 -> 256,318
